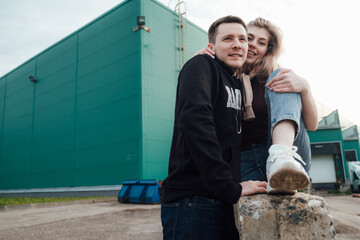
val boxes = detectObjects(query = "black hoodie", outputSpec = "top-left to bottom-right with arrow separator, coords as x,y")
161,54 -> 244,204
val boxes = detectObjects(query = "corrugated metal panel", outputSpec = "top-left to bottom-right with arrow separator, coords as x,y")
141,0 -> 208,180
74,0 -> 142,187
0,59 -> 36,189
0,77 -> 6,155
0,0 -> 142,189
308,110 -> 348,180
0,0 -> 209,190
30,35 -> 77,188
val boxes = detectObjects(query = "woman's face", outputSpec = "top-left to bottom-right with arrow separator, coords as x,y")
246,26 -> 270,64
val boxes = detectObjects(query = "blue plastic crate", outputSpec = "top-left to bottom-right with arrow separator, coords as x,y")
118,179 -> 161,203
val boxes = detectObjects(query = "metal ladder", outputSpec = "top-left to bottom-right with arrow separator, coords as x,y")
174,1 -> 187,70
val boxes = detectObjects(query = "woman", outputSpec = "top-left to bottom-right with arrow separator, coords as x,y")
196,17 -> 318,194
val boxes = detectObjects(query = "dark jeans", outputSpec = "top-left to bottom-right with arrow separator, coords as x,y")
240,144 -> 269,181
161,196 -> 239,240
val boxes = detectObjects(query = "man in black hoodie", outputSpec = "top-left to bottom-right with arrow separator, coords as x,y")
161,16 -> 267,240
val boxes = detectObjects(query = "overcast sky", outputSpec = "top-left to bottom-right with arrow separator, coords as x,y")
1,0 -> 359,127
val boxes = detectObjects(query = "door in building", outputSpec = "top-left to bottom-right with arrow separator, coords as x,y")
309,155 -> 337,183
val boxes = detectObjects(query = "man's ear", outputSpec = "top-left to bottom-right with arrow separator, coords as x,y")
208,43 -> 215,52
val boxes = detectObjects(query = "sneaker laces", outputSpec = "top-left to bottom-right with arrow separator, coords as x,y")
267,146 -> 306,166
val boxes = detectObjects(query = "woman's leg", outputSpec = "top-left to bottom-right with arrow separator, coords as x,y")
265,70 -> 311,172
272,120 -> 296,148
264,69 -> 311,192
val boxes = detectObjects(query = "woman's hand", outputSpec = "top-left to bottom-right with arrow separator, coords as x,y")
267,68 -> 318,131
192,47 -> 215,59
266,68 -> 309,94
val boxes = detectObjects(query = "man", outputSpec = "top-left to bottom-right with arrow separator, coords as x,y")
161,16 -> 267,240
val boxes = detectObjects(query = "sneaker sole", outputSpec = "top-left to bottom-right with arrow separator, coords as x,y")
269,163 -> 310,190
267,183 -> 297,195
268,188 -> 297,195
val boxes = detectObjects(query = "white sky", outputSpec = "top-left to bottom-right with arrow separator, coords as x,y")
1,0 -> 359,127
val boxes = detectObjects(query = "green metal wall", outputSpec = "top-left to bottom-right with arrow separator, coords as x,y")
0,0 -> 143,189
140,0 -> 208,180
308,129 -> 347,181
308,129 -> 343,143
308,110 -> 349,180
1,60 -> 37,189
342,126 -> 360,163
0,0 -> 208,190
74,0 -> 142,187
343,140 -> 360,160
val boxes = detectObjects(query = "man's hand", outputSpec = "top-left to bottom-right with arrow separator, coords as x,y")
240,180 -> 267,196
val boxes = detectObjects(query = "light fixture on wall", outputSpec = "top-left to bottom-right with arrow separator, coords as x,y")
133,16 -> 151,32
29,75 -> 37,83
138,16 -> 145,26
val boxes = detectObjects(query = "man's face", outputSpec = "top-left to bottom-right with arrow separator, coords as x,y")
209,23 -> 248,73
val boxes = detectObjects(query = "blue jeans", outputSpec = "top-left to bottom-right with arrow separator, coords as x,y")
161,197 -> 239,240
240,69 -> 311,181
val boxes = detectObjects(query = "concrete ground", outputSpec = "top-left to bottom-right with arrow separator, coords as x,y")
0,195 -> 359,240
322,195 -> 360,240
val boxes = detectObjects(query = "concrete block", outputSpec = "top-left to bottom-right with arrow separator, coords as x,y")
234,192 -> 336,239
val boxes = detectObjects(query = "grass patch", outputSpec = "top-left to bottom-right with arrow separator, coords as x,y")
0,196 -> 111,206
326,190 -> 353,195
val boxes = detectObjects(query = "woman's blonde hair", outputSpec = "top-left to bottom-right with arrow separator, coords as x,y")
243,17 -> 283,82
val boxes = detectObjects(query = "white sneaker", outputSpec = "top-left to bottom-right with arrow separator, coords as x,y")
266,144 -> 310,191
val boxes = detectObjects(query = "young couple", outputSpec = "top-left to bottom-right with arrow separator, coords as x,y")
161,15 -> 317,240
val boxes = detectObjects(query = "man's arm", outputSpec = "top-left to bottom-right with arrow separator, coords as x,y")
177,55 -> 242,203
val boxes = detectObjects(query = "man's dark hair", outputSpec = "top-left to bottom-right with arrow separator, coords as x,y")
208,15 -> 247,43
